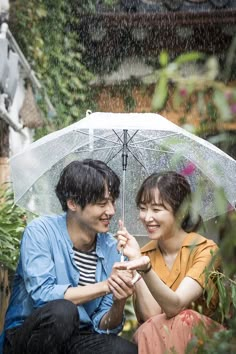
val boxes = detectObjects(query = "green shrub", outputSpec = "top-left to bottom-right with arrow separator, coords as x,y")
0,185 -> 26,270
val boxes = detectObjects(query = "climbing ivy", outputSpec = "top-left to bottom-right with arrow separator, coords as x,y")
9,0 -> 96,136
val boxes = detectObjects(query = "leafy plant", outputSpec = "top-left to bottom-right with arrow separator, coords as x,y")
186,233 -> 236,353
144,46 -> 236,127
187,323 -> 235,354
9,0 -> 95,138
0,186 -> 26,270
122,296 -> 138,339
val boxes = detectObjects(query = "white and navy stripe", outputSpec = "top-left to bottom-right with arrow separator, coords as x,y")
73,247 -> 98,286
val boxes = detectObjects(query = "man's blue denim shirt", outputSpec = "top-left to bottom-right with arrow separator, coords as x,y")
2,214 -> 124,336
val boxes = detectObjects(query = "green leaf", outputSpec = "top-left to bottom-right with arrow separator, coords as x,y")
0,186 -> 26,270
159,51 -> 169,67
197,92 -> 206,116
206,286 -> 214,308
231,284 -> 236,309
213,90 -> 232,122
151,73 -> 168,111
174,52 -> 205,65
172,88 -> 183,110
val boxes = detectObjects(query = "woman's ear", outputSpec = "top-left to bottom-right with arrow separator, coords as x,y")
67,199 -> 77,211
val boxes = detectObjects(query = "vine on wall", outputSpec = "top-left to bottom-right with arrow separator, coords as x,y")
9,0 -> 96,136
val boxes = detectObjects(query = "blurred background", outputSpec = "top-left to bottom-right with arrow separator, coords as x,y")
1,1 -> 236,348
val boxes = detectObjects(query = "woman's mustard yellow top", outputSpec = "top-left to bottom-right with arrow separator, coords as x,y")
140,233 -> 221,317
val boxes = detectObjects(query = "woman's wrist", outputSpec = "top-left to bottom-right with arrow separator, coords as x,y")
137,262 -> 152,275
135,256 -> 152,274
129,252 -> 142,261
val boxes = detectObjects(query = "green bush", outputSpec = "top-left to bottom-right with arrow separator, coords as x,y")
0,185 -> 26,270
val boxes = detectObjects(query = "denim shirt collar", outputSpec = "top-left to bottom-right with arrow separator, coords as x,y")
59,212 -> 106,260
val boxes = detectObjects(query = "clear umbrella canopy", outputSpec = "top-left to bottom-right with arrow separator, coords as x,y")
10,112 -> 236,235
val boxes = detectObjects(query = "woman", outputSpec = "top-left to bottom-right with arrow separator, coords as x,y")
113,171 -> 224,354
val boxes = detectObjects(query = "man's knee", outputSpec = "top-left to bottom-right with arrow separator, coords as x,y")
44,299 -> 79,329
105,335 -> 138,354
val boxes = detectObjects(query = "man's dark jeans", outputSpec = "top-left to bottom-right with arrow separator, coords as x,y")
3,299 -> 137,354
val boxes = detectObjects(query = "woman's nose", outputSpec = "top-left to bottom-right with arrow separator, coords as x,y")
144,210 -> 154,222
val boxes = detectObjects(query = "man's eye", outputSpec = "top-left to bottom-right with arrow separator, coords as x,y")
96,201 -> 105,206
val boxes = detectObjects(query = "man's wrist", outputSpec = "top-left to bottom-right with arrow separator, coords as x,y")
103,280 -> 110,294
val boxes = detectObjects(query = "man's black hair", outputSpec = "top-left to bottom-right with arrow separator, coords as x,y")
55,159 -> 120,212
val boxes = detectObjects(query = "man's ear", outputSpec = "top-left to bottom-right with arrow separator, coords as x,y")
67,199 -> 77,211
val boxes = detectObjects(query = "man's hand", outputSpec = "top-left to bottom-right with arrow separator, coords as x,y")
107,266 -> 134,301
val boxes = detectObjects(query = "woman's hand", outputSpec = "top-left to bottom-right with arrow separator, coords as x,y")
113,256 -> 151,273
116,220 -> 141,260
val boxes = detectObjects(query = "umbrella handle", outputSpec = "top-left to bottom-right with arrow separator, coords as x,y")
120,248 -> 125,262
118,219 -> 125,262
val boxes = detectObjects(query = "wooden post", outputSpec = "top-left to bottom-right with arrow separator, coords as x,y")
0,266 -> 9,332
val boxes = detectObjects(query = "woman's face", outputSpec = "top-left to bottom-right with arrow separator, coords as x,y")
138,188 -> 177,241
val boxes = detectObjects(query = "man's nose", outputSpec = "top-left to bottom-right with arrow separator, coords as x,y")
106,201 -> 115,216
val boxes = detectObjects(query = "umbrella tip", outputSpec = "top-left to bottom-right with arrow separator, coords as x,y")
86,110 -> 92,117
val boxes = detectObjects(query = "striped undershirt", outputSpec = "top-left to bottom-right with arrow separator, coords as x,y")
73,247 -> 98,286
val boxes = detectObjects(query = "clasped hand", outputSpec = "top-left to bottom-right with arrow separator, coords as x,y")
108,267 -> 134,301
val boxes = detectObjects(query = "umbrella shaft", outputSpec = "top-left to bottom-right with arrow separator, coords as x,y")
122,170 -> 126,224
122,130 -> 128,171
122,130 -> 128,224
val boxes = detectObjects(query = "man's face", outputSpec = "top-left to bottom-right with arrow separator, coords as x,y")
74,186 -> 116,236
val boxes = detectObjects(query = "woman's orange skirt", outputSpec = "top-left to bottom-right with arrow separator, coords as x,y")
133,310 -> 224,354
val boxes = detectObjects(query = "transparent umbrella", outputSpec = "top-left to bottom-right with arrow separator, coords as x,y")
10,111 -> 236,235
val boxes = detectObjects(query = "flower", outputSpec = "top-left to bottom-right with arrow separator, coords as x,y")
179,88 -> 187,97
180,162 -> 196,176
230,103 -> 236,114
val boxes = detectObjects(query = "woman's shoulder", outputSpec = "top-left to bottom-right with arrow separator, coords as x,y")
141,240 -> 157,254
183,232 -> 219,249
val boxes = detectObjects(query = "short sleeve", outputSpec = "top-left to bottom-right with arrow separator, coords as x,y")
186,242 -> 220,288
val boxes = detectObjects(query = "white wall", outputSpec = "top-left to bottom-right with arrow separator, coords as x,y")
9,80 -> 34,157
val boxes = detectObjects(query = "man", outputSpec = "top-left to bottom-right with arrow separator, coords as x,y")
2,159 -> 137,354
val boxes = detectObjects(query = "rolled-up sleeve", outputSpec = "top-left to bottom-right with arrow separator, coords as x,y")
186,242 -> 221,312
91,293 -> 125,334
186,243 -> 220,287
